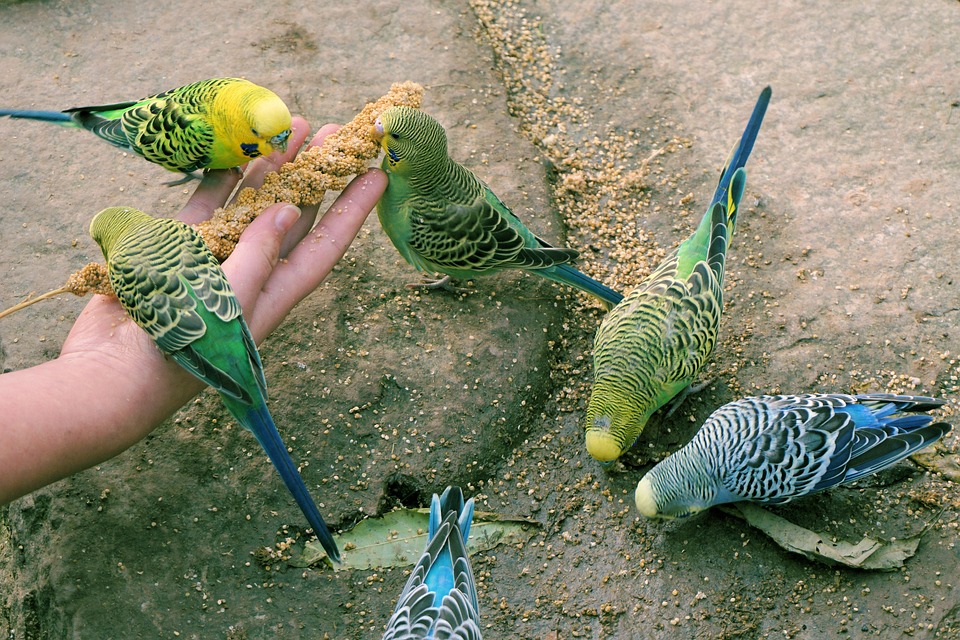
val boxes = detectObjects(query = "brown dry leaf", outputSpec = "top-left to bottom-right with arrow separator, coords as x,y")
910,446 -> 960,483
720,502 -> 925,571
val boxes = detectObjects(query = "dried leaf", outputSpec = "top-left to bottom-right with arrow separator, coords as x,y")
720,502 -> 924,570
291,507 -> 539,570
910,446 -> 960,483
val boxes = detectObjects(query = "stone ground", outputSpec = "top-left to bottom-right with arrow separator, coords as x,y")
1,0 -> 959,638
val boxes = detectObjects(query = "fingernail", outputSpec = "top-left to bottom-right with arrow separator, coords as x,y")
275,205 -> 301,232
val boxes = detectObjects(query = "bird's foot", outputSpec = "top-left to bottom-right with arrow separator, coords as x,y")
662,378 -> 714,418
405,275 -> 472,294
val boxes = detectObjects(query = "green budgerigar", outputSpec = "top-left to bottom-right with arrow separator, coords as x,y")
373,106 -> 623,308
0,78 -> 291,182
89,207 -> 341,563
585,87 -> 772,464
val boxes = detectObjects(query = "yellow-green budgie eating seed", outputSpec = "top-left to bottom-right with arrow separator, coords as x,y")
586,87 -> 771,464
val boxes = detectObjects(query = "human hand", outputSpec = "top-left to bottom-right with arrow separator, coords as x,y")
0,117 -> 386,503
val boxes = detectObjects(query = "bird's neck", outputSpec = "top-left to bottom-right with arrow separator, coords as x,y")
409,156 -> 477,197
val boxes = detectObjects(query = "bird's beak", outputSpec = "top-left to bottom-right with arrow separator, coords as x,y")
371,117 -> 385,146
270,129 -> 291,153
371,117 -> 398,161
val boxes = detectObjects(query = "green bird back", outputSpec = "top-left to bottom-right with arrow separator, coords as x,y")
89,207 -> 344,563
585,87 -> 771,464
374,106 -> 622,306
89,206 -> 264,404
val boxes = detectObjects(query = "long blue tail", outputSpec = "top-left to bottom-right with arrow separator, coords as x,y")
243,402 -> 341,563
0,109 -> 74,124
711,86 -> 771,210
544,263 -> 624,308
383,487 -> 481,637
842,394 -> 952,483
424,486 -> 478,612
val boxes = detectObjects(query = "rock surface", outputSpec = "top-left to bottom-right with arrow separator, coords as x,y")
1,1 -> 959,638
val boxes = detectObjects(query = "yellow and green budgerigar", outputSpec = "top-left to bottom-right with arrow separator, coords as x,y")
585,87 -> 772,464
89,206 -> 341,563
0,78 -> 291,180
373,106 -> 623,308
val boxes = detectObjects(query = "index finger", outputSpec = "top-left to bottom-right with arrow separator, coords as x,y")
176,169 -> 242,224
248,168 -> 387,336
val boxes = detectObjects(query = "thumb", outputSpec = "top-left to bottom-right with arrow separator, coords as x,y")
219,203 -> 302,316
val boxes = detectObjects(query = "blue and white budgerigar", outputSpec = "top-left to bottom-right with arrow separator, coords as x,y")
382,486 -> 481,640
635,393 -> 951,519
585,87 -> 771,463
89,206 -> 341,563
373,106 -> 623,308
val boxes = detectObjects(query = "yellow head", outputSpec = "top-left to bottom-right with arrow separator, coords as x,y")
584,385 -> 648,464
585,426 -> 625,464
216,81 -> 292,167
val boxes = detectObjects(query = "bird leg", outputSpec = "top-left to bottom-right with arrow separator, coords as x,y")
405,275 -> 472,294
662,378 -> 714,418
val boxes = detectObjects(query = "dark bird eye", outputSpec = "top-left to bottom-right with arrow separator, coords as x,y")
251,128 -> 260,137
390,132 -> 400,140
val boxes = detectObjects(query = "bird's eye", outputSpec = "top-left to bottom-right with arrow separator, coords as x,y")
390,132 -> 400,140
251,128 -> 260,137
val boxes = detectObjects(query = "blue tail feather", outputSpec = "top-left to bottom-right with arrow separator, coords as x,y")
243,402 -> 341,563
840,393 -> 951,484
846,422 -> 951,482
884,414 -> 938,430
0,109 -> 74,123
858,393 -> 945,415
424,487 -> 477,610
711,86 -> 771,209
433,485 -> 474,541
384,487 -> 481,636
545,263 -> 624,308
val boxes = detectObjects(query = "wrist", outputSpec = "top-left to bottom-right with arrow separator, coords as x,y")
0,337 -> 202,504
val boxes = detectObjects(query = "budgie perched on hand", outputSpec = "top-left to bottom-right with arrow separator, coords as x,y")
382,486 -> 481,640
585,86 -> 772,464
635,393 -> 951,519
1,78 -> 291,181
373,106 -> 623,308
89,206 -> 341,563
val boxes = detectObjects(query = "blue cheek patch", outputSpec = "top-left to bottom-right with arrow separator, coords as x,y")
241,142 -> 262,158
388,147 -> 399,162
